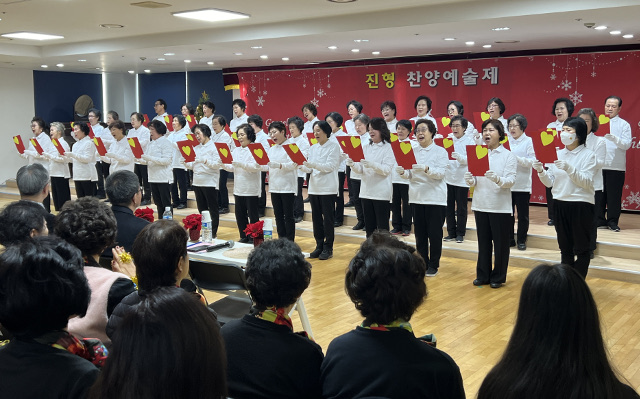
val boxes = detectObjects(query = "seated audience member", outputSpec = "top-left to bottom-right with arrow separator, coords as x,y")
16,163 -> 55,229
321,232 -> 465,399
0,237 -> 102,399
90,287 -> 227,399
0,200 -> 49,246
478,264 -> 639,399
54,197 -> 135,347
221,239 -> 323,399
102,170 -> 149,257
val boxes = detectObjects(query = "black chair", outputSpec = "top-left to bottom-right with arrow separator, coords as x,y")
188,260 -> 253,325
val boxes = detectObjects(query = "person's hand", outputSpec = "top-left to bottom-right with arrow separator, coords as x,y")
303,161 -> 315,169
361,160 -> 371,168
464,171 -> 476,186
554,160 -> 567,170
485,170 -> 500,184
66,152 -> 77,159
345,158 -> 354,167
532,160 -> 544,173
111,246 -> 136,278
340,152 -> 349,161
141,154 -> 151,161
604,133 -> 615,142
232,161 -> 244,169
267,161 -> 281,169
209,162 -> 222,169
395,166 -> 405,175
105,152 -> 115,158
412,164 -> 426,173
451,152 -> 461,161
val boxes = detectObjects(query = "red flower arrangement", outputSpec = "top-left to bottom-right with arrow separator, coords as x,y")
244,220 -> 264,238
182,213 -> 202,230
134,207 -> 154,223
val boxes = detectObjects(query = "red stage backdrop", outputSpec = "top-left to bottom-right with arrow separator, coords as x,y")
237,50 -> 640,210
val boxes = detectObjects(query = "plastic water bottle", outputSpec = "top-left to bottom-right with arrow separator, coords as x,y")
201,211 -> 213,243
263,218 -> 273,240
162,206 -> 172,220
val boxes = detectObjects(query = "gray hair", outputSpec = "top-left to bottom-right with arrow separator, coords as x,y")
354,113 -> 370,125
50,122 -> 65,136
106,170 -> 139,206
16,164 -> 50,196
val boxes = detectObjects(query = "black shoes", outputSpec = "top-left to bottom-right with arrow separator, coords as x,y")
176,204 -> 187,209
547,219 -> 554,226
319,249 -> 333,260
473,279 -> 488,286
391,228 -> 402,235
609,224 -> 621,232
490,282 -> 503,289
517,243 -> 526,251
402,230 -> 411,236
239,237 -> 252,244
219,207 -> 229,214
425,267 -> 438,277
456,235 -> 464,243
590,251 -> 595,259
303,197 -> 310,203
345,201 -> 354,207
443,235 -> 456,241
352,221 -> 365,230
140,199 -> 151,206
309,247 -> 323,258
334,221 -> 343,227
510,239 -> 517,247
294,216 -> 303,223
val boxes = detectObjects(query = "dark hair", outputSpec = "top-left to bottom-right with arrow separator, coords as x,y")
414,118 -> 437,139
346,100 -> 363,114
107,111 -> 119,120
368,117 -> 391,144
478,264 -> 631,399
325,111 -> 344,128
195,123 -> 212,138
148,120 -> 167,135
212,115 -> 227,128
247,114 -> 263,129
604,95 -> 622,107
132,220 -> 188,291
507,113 -> 528,131
487,97 -> 505,115
88,108 -> 102,119
414,95 -> 432,112
106,170 -> 139,206
54,197 -> 117,258
313,120 -> 332,138
31,116 -> 46,130
552,97 -> 575,117
577,108 -> 599,133
447,100 -> 464,115
345,232 -> 427,324
268,121 -> 286,134
155,98 -> 167,111
0,236 -> 90,337
482,118 -> 506,141
563,117 -> 588,145
0,201 -> 48,246
232,98 -> 247,111
396,119 -> 412,133
16,163 -> 49,196
246,239 -> 311,309
89,287 -> 227,399
109,119 -> 126,132
203,101 -> 216,113
287,116 -> 304,133
173,114 -> 186,129
182,103 -> 195,115
76,122 -> 90,136
130,112 -> 144,123
237,123 -> 256,143
380,100 -> 397,116
451,115 -> 468,130
302,103 -> 317,116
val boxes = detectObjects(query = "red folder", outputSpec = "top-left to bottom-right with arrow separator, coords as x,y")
164,115 -> 174,131
283,144 -> 307,166
186,115 -> 197,129
500,135 -> 510,151
467,145 -> 490,176
473,112 -> 491,132
530,128 -> 558,164
143,114 -> 150,127
248,143 -> 270,166
231,132 -> 241,147
596,114 -> 610,136
391,139 -> 417,169
306,132 -> 318,146
128,137 -> 144,158
52,138 -> 66,155
176,140 -> 196,162
215,143 -> 233,164
93,137 -> 107,156
13,135 -> 25,154
87,123 -> 95,139
337,136 -> 365,162
434,137 -> 455,160
30,138 -> 44,155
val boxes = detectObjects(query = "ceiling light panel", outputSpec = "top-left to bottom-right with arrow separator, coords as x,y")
172,8 -> 250,22
1,32 -> 63,41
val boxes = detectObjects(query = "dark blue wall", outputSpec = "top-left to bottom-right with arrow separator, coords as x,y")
188,70 -> 232,122
139,72 -> 185,118
33,70 -> 102,123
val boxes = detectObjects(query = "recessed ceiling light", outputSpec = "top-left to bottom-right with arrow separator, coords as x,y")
260,55 -> 268,59
351,48 -> 360,53
78,59 -> 87,62
128,70 -> 135,74
494,40 -> 520,44
327,0 -> 357,2
164,52 -> 175,56
172,8 -> 250,22
157,58 -> 165,61
491,27 -> 510,31
99,24 -> 124,29
444,37 -> 456,41
56,63 -> 64,67
95,67 -> 101,70
1,32 -> 64,41
353,39 -> 369,43
610,30 -> 621,35
328,46 -> 338,50
623,34 -> 634,38
144,69 -> 151,73
40,65 -> 48,68
234,52 -> 243,56
483,44 -> 492,48
207,61 -> 215,65
251,46 -> 262,49
131,1 -> 171,8
372,51 -> 380,55
184,60 -> 191,63
282,57 -> 289,61
465,41 -> 475,45
594,25 -> 607,30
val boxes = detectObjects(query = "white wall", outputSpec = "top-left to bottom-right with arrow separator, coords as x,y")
104,72 -> 137,121
0,68 -> 35,184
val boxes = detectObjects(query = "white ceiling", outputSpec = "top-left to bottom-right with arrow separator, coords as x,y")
0,0 -> 638,73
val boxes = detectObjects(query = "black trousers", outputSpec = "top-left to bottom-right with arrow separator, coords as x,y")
554,200 -> 593,278
234,195 -> 259,239
294,176 -> 305,218
361,198 -> 390,237
351,179 -> 364,223
74,180 -> 95,198
334,171 -> 346,223
217,170 -> 230,209
194,186 -> 219,236
95,161 -> 110,196
259,172 -> 267,213
474,211 -> 511,284
591,190 -> 604,251
600,169 -> 625,227
546,187 -> 554,220
271,192 -> 295,241
511,191 -> 530,245
50,176 -> 71,211
346,166 -> 353,201
412,204 -> 446,269
446,184 -> 469,237
171,168 -> 188,206
309,194 -> 335,250
391,183 -> 412,232
151,183 -> 171,219
134,164 -> 151,201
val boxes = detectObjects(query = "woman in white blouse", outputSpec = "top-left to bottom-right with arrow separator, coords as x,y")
326,111 -> 348,227
464,119 -> 517,288
447,101 -> 477,138
396,119 -> 449,276
410,95 -> 437,127
506,114 -> 536,251
168,115 -> 190,209
266,121 -> 298,241
222,124 -> 262,243
66,123 -> 97,198
44,122 -> 71,210
533,117 -> 597,278
300,121 -> 340,260
287,116 -> 310,223
138,120 -> 173,219
347,117 -> 395,238
129,112 -> 152,205
102,120 -> 134,173
347,114 -> 370,231
22,117 -> 55,210
390,120 -> 413,236
486,97 -> 508,131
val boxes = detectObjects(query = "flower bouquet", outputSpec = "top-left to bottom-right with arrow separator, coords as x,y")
244,220 -> 264,247
134,207 -> 154,223
182,213 -> 202,241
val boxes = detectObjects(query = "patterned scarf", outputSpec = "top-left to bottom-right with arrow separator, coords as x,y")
36,331 -> 108,367
254,306 -> 313,341
361,319 -> 437,347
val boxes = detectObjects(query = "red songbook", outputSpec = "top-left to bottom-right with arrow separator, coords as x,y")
409,119 -> 416,129
186,115 -> 197,129
437,117 -> 452,135
531,128 -> 559,164
337,136 -> 365,162
127,137 -> 144,158
143,114 -> 150,127
434,137 -> 455,160
186,133 -> 197,144
13,135 -> 25,154
215,143 -> 233,164
467,145 -> 490,176
176,140 -> 196,162
500,135 -> 511,151
473,112 -> 491,132
596,114 -> 610,136
267,139 -> 276,147
231,132 -> 241,147
87,123 -> 95,139
306,132 -> 318,146
248,143 -> 270,166
93,137 -> 107,156
391,139 -> 417,170
52,138 -> 66,155
164,115 -> 174,131
283,144 -> 307,165
550,128 -> 565,150
30,138 -> 44,155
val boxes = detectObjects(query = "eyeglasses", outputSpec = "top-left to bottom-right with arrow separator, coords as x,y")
508,124 -> 520,129
416,127 -> 429,133
450,124 -> 462,128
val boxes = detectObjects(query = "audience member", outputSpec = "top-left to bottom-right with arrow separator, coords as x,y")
0,200 -> 49,246
16,163 -> 54,229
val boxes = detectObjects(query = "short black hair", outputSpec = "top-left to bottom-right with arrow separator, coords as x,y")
414,95 -> 432,111
313,120 -> 332,138
155,98 -> 167,111
247,114 -> 264,129
380,100 -> 397,116
482,119 -> 506,141
369,117 -> 392,143
268,121 -> 286,134
577,108 -> 599,133
203,101 -> 216,113
346,232 -> 427,324
487,97 -> 505,115
396,119 -> 413,133
246,239 -> 311,309
325,111 -> 344,128
173,114 -> 186,129
182,103 -> 195,115
55,197 -> 117,258
107,110 -> 119,120
88,108 -> 102,119
414,118 -> 437,139
148,119 -> 167,135
213,115 -> 227,128
232,98 -> 247,111
302,103 -> 317,116
130,112 -> 144,123
0,201 -> 48,246
451,115 -> 468,130
346,100 -> 363,113
76,122 -> 90,136
31,116 -> 46,130
563,117 -> 588,145
287,116 -> 304,133
507,113 -> 528,131
237,123 -> 256,143
0,236 -> 90,337
132,220 -> 188,291
106,170 -> 139,207
109,119 -> 126,132
16,163 -> 49,196
604,95 -> 622,107
552,98 -> 575,117
447,100 -> 464,115
195,123 -> 212,138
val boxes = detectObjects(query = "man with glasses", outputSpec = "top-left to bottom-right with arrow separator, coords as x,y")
153,98 -> 168,125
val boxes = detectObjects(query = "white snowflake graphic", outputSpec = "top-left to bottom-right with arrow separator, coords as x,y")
560,80 -> 572,91
310,98 -> 320,107
625,185 -> 630,189
302,83 -> 306,88
251,85 -> 256,93
538,195 -> 544,201
317,88 -> 326,98
550,74 -> 556,81
622,191 -> 640,209
569,91 -> 583,105
591,71 -> 597,77
263,90 -> 267,95
256,96 -> 265,106
327,83 -> 331,88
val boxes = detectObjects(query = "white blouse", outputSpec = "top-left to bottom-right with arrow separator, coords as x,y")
466,145 -> 517,214
509,133 -> 536,193
538,145 -> 596,204
222,146 -> 262,197
290,134 -> 311,178
445,133 -> 474,188
403,142 -> 449,206
349,132 -> 370,181
47,139 -> 71,179
585,133 -> 607,191
71,136 -> 97,181
300,139 -> 340,196
265,140 -> 298,194
128,125 -> 150,165
229,114 -> 248,133
103,137 -> 134,173
187,140 -> 221,188
350,141 -> 395,202
604,116 -> 632,171
167,127 -> 190,170
143,136 -> 173,184
23,132 -> 55,167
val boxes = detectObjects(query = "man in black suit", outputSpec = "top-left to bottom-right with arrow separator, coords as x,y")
16,163 -> 55,230
103,170 -> 149,258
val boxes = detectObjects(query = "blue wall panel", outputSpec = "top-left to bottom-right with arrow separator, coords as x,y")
188,70 -> 232,123
33,70 -> 102,123
139,72 -> 185,118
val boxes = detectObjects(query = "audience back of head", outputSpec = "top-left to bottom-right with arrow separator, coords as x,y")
16,163 -> 49,200
105,170 -> 140,207
0,201 -> 49,246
